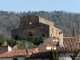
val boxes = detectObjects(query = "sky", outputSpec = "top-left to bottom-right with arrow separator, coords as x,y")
0,0 -> 80,13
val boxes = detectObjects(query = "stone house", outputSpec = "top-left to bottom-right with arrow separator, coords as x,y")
11,14 -> 61,40
38,32 -> 63,50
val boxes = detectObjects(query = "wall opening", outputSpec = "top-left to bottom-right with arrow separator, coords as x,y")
28,32 -> 33,37
52,28 -> 53,33
15,35 -> 18,40
41,34 -> 45,37
13,58 -> 18,60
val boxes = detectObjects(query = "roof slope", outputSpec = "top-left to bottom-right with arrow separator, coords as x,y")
57,37 -> 79,52
0,48 -> 38,58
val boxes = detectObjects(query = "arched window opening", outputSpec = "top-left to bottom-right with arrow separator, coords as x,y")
15,35 -> 18,40
41,34 -> 45,37
28,32 -> 33,37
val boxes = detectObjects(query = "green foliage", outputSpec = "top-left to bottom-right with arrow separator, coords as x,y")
0,11 -> 80,38
17,40 -> 25,49
0,36 -> 6,46
7,39 -> 17,47
0,36 -> 36,49
17,40 -> 36,49
72,26 -> 76,37
51,49 -> 59,60
55,51 -> 59,60
39,36 -> 44,42
28,42 -> 37,48
51,49 -> 55,60
27,36 -> 32,41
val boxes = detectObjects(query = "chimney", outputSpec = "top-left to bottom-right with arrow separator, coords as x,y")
8,45 -> 12,52
59,32 -> 64,47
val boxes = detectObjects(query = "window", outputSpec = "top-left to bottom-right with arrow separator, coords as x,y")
15,35 -> 18,40
28,32 -> 33,37
52,28 -> 53,33
41,34 -> 45,37
13,58 -> 18,60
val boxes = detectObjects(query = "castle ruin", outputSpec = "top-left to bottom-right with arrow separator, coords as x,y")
11,14 -> 61,40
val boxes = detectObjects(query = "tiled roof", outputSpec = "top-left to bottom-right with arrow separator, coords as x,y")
0,50 -> 26,58
57,37 -> 80,52
0,48 -> 38,58
0,46 -> 8,54
0,37 -> 79,58
29,50 -> 51,58
43,44 -> 53,47
40,37 -> 80,52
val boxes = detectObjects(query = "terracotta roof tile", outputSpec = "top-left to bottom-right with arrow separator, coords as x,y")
57,37 -> 79,52
0,48 -> 38,58
0,50 -> 26,58
30,51 -> 51,58
0,37 -> 79,58
43,44 -> 53,47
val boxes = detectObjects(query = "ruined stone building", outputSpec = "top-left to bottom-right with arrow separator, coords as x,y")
11,14 -> 61,40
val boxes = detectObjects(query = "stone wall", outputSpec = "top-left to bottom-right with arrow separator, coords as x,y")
11,29 -> 20,39
39,16 -> 54,26
11,14 -> 61,40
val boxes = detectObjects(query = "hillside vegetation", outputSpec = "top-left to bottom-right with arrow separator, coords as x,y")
0,11 -> 80,38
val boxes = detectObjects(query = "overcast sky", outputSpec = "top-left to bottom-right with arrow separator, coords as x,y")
0,0 -> 80,13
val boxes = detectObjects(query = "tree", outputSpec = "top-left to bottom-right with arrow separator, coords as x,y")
7,39 -> 17,47
72,26 -> 76,37
51,49 -> 59,60
55,50 -> 59,60
51,49 -> 55,60
0,36 -> 5,46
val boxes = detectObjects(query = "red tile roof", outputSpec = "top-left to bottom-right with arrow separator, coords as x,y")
0,37 -> 80,58
0,48 -> 38,58
30,50 -> 51,58
40,37 -> 80,52
57,37 -> 80,52
0,50 -> 26,58
43,44 -> 53,47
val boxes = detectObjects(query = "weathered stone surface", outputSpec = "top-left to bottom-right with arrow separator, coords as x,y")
11,14 -> 61,40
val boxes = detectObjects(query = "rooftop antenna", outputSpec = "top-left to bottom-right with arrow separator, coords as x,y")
25,42 -> 29,54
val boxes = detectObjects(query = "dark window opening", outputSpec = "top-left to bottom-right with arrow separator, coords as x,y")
28,32 -> 33,37
56,41 -> 59,46
41,34 -> 45,37
13,58 -> 17,60
15,35 -> 18,40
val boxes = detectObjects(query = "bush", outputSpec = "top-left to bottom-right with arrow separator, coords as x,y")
7,39 -> 17,47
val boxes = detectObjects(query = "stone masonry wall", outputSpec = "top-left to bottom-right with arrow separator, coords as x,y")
11,14 -> 61,40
